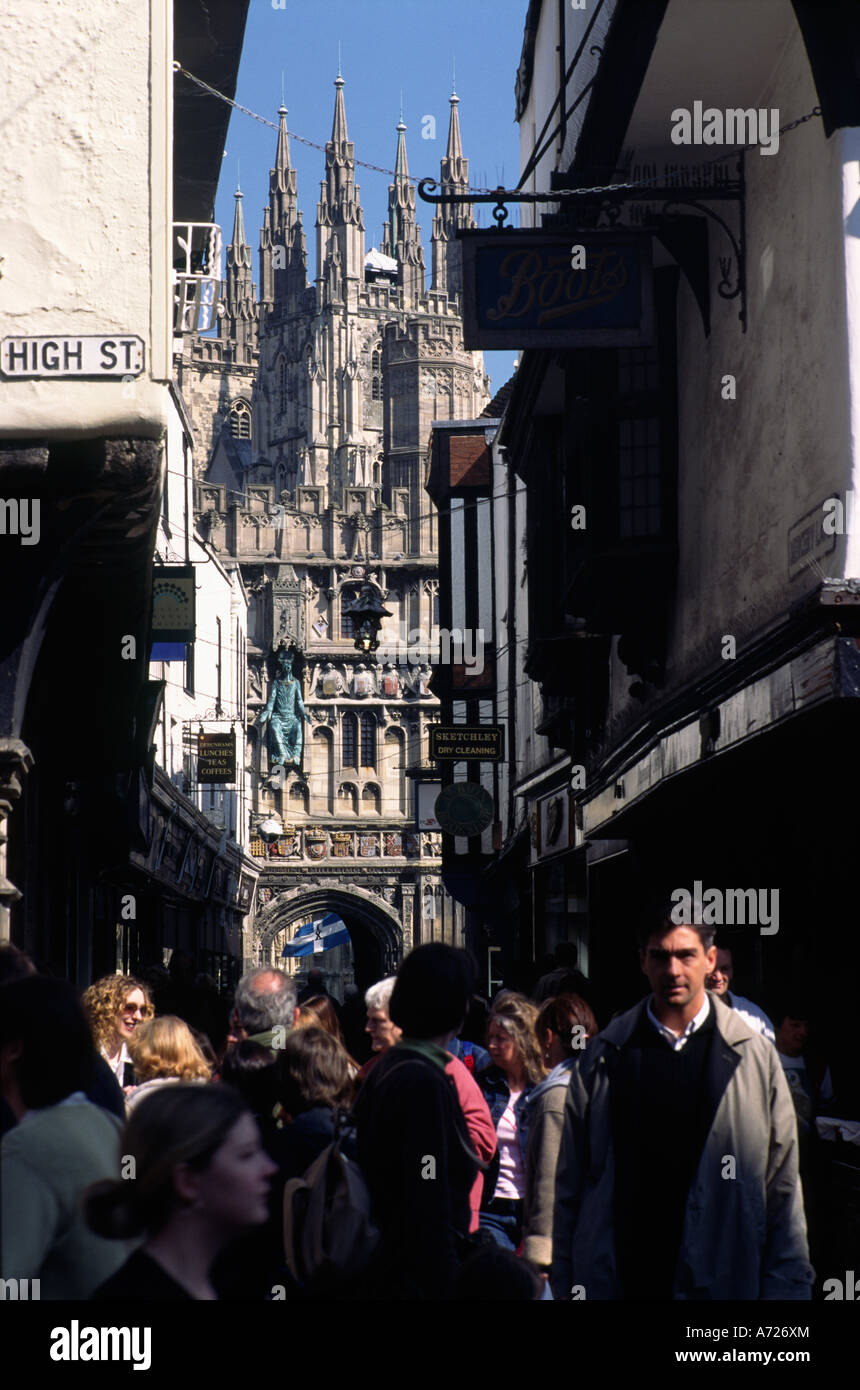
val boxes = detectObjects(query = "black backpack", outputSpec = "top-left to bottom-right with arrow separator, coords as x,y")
282,1055 -> 492,1287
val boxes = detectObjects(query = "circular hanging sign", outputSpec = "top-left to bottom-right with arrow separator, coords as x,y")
434,781 -> 494,837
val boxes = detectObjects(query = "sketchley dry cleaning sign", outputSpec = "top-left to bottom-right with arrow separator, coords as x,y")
459,230 -> 653,349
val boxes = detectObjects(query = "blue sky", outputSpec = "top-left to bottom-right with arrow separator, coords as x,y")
210,0 -> 527,395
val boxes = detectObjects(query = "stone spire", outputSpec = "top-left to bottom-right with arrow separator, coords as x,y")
316,73 -> 365,308
222,189 -> 257,355
381,118 -> 425,307
332,69 -> 349,146
431,90 -> 475,303
260,105 -> 307,314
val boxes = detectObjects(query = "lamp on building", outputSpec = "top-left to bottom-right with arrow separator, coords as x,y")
344,582 -> 392,654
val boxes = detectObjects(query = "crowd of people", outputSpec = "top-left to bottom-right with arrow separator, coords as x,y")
0,912 -> 841,1301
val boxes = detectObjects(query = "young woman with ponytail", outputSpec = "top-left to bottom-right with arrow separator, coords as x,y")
86,1084 -> 276,1300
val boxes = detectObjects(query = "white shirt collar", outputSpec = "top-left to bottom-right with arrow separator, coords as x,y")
646,994 -> 711,1051
102,1041 -> 131,1082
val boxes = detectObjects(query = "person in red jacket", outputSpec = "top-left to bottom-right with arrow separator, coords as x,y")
445,1054 -> 497,1232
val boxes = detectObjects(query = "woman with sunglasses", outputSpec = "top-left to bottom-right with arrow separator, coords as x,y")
82,975 -> 154,1089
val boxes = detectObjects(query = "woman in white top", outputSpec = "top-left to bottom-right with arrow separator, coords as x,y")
81,974 -> 154,1089
477,993 -> 545,1251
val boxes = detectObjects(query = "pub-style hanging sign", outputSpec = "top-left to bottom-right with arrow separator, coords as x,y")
459,229 -> 653,349
151,565 -> 196,643
198,731 -> 236,785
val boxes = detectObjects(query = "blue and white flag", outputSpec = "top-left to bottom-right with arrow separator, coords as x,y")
282,912 -> 350,957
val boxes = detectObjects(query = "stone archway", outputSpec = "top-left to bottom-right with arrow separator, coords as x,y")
254,880 -> 406,989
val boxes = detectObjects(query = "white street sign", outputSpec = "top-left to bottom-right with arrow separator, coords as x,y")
1,335 -> 145,378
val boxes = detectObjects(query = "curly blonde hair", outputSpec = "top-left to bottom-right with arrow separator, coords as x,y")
81,974 -> 154,1054
488,992 -> 546,1085
128,1016 -> 211,1083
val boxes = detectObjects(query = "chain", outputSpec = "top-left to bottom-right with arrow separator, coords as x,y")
175,64 -> 398,178
778,105 -> 822,135
173,65 -> 823,202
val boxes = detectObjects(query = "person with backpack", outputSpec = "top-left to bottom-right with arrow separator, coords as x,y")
216,1027 -> 355,1300
447,1034 -> 491,1074
352,943 -> 483,1300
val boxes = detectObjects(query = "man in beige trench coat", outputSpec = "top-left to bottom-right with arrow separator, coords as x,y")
551,914 -> 814,1301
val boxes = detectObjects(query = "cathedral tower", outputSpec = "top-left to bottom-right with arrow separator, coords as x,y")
223,189 -> 258,356
260,104 -> 307,316
431,90 -> 475,304
189,74 -> 490,986
382,118 -> 425,308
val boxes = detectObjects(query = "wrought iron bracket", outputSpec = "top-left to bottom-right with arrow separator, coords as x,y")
418,154 -> 747,334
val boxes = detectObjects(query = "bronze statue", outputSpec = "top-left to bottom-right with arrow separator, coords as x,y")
257,648 -> 310,769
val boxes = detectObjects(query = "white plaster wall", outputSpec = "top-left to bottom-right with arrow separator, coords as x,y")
519,0 -> 618,227
152,404 -> 250,849
0,0 -> 172,439
662,23 -> 853,695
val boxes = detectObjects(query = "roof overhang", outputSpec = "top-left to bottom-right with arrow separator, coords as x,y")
174,0 -> 251,223
569,0 -> 860,180
579,633 -> 859,837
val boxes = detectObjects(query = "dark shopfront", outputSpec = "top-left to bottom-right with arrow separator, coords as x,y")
9,734 -> 248,994
579,693 -> 860,1282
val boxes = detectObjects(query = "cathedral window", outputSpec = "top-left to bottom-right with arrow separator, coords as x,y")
360,714 -> 376,769
371,346 -> 382,402
229,400 -> 251,439
340,585 -> 360,639
342,712 -> 358,769
278,358 -> 288,416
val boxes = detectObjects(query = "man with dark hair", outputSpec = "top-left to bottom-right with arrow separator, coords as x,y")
0,944 -> 38,1142
551,914 -> 813,1301
0,942 -> 37,986
353,943 -> 481,1299
0,977 -> 132,1297
533,941 -> 595,1012
0,949 -> 124,1141
297,966 -> 340,1014
706,943 -> 775,1042
773,1001 -> 833,1142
